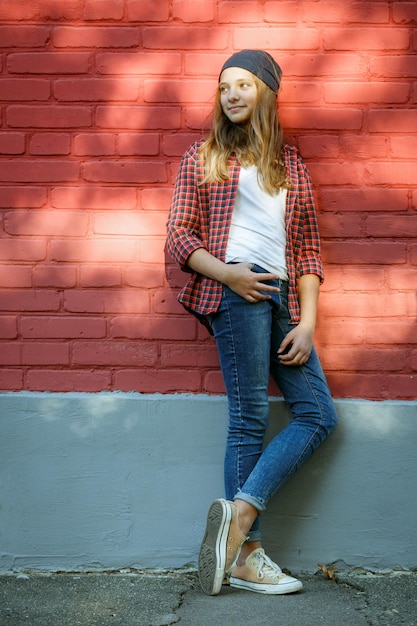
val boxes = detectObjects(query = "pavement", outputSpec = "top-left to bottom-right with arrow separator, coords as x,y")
0,567 -> 416,626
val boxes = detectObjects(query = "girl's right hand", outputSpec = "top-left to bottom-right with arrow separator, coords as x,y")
223,263 -> 281,302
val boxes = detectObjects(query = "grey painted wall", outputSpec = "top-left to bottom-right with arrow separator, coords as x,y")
0,392 -> 415,573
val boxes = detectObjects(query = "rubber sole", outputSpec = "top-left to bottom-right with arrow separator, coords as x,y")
230,576 -> 303,595
198,499 -> 231,596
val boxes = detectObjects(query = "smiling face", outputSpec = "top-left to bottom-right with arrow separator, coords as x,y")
219,67 -> 258,125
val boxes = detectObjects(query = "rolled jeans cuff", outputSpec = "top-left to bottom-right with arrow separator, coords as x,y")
234,490 -> 266,513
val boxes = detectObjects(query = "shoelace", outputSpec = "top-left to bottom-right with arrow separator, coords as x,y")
254,551 -> 284,581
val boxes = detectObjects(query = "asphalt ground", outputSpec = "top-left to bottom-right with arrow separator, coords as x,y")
0,568 -> 416,626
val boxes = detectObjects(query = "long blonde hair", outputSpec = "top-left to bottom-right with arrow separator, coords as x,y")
199,75 -> 288,195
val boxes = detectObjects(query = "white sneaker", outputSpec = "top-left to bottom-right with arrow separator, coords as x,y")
230,548 -> 303,595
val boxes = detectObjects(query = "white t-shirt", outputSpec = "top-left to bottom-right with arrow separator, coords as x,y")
225,165 -> 288,279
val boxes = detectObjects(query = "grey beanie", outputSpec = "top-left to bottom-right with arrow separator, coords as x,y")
219,49 -> 282,93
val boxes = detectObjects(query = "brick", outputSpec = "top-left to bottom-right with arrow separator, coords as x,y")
321,242 -> 407,265
5,210 -> 89,236
339,135 -> 388,159
124,266 -> 164,288
393,2 -> 417,24
54,26 -> 139,48
138,238 -> 165,263
114,369 -> 202,393
387,268 -> 417,290
94,211 -> 167,236
320,188 -> 408,212
365,215 -> 417,238
64,289 -> 150,314
366,321 -> 417,345
390,136 -> 417,158
0,290 -> 61,312
384,376 -> 417,401
7,106 -> 92,129
96,106 -> 181,130
51,186 -> 136,210
0,369 -> 23,391
163,133 -> 202,157
118,134 -> 159,156
21,316 -> 106,339
27,369 -> 111,392
127,0 -> 169,21
38,0 -> 82,20
326,373 -> 386,400
7,53 -> 91,74
0,133 -> 25,154
54,78 -> 139,102
0,79 -> 50,101
0,316 -> 17,338
0,1 -> 39,20
364,162 -> 416,186
298,135 -> 340,158
29,133 -> 70,155
218,1 -> 262,23
32,265 -> 76,288
321,292 -> 414,318
0,342 -> 20,365
110,315 -> 195,340
0,266 -> 31,288
72,340 -> 158,366
22,342 -> 69,365
74,133 -> 116,156
323,28 -> 409,51
96,52 -> 181,75
318,213 -> 363,239
142,26 -> 228,49
141,187 -> 172,211
83,161 -> 167,184
161,343 -> 219,368
172,0 -> 214,22
370,55 -> 417,78
83,0 -> 124,20
264,1 -> 299,23
144,79 -> 215,104
0,239 -> 46,261
79,266 -> 122,287
368,110 -> 417,133
0,186 -> 47,208
281,53 -> 367,78
281,107 -> 363,131
325,82 -> 410,104
279,82 -> 321,105
308,162 -> 364,185
0,25 -> 49,47
203,369 -> 226,394
302,2 -> 389,24
315,319 -> 365,345
50,239 -> 136,263
320,347 -> 405,372
235,27 -> 319,49
0,160 -> 79,183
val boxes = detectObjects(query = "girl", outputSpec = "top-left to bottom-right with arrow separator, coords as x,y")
166,50 -> 338,596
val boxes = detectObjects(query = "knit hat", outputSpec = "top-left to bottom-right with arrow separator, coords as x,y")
219,49 -> 282,93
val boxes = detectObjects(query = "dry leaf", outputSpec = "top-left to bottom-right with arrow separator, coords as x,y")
317,563 -> 338,582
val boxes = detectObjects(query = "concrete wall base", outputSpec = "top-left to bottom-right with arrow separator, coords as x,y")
0,392 -> 415,573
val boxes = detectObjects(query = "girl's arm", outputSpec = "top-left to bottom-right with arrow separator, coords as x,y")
187,248 -> 280,302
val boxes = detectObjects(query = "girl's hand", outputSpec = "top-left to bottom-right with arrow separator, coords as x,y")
224,263 -> 280,302
278,323 -> 314,366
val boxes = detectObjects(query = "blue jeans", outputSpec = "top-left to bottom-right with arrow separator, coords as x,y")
209,265 -> 338,542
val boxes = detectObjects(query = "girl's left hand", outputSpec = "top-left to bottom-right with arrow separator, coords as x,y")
277,324 -> 314,366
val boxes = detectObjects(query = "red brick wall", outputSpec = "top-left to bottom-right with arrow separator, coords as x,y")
0,0 -> 416,399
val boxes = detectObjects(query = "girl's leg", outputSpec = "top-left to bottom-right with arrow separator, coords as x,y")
210,285 -> 273,542
237,284 -> 338,509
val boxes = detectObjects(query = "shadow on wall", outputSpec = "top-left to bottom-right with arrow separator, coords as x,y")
0,0 -> 415,397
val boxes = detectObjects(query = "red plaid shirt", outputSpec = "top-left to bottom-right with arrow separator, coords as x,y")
166,141 -> 323,328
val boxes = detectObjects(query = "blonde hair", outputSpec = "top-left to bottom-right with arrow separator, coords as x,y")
199,75 -> 288,195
